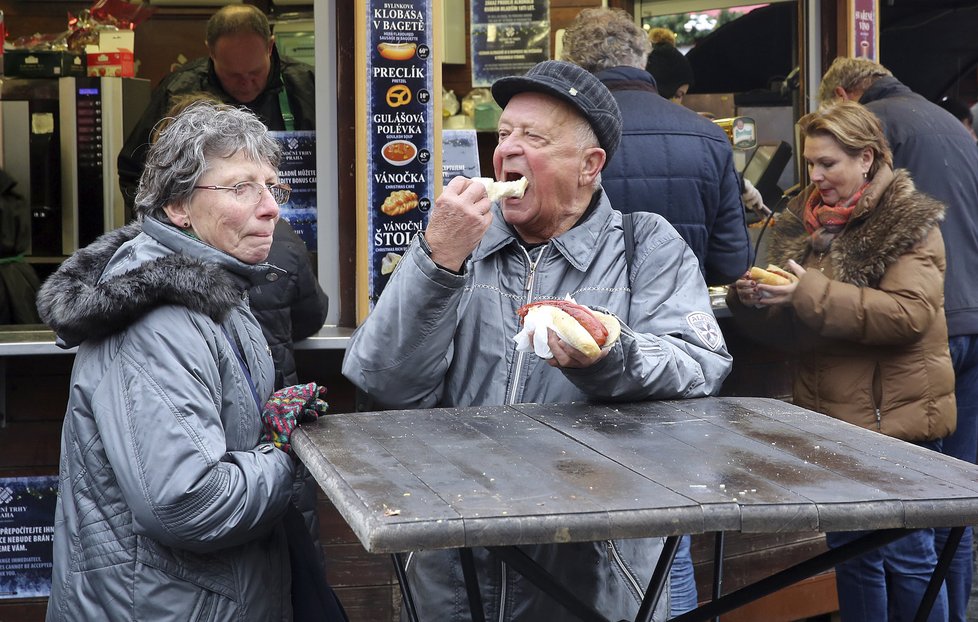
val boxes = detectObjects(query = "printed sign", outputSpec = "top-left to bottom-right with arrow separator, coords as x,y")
270,130 -> 318,251
471,0 -> 550,87
365,0 -> 435,307
0,476 -> 58,599
442,129 -> 481,183
849,0 -> 878,60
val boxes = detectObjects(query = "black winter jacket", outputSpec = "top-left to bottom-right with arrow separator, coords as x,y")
250,219 -> 329,389
596,66 -> 751,286
860,76 -> 978,337
118,48 -> 316,209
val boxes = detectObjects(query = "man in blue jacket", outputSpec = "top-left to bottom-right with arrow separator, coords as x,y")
561,7 -> 751,288
820,55 -> 978,622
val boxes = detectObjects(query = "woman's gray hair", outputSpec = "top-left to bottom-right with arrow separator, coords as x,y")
135,101 -> 281,221
561,7 -> 651,73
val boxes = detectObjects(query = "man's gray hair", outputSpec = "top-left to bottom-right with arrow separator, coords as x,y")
135,101 -> 281,221
817,57 -> 892,104
206,4 -> 271,48
561,7 -> 651,74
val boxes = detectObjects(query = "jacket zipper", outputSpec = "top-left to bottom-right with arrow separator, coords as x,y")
872,363 -> 883,431
497,562 -> 508,622
608,540 -> 645,602
506,245 -> 547,406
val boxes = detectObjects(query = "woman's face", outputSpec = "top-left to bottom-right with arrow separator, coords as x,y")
166,150 -> 280,264
803,134 -> 872,206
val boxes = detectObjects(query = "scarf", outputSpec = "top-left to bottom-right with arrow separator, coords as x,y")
803,181 -> 870,235
802,181 -> 870,252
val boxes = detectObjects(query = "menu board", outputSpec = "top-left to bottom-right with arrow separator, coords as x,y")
0,476 -> 58,599
269,130 -> 318,251
471,0 -> 550,87
365,0 -> 435,308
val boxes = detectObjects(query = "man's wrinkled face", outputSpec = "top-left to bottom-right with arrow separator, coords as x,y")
492,93 -> 599,243
210,33 -> 273,104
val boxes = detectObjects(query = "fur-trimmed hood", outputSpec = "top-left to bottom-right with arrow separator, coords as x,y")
769,167 -> 945,287
37,217 -> 285,347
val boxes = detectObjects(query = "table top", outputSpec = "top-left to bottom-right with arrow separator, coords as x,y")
293,397 -> 978,554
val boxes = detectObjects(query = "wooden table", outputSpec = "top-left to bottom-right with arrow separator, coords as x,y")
294,397 -> 978,622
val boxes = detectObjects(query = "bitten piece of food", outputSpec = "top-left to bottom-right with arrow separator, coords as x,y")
473,177 -> 528,202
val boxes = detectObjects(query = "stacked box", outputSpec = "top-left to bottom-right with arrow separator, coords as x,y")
4,50 -> 87,78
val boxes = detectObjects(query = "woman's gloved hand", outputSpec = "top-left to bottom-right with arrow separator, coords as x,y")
260,383 -> 329,453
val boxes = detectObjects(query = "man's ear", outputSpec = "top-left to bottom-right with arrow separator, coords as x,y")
268,36 -> 276,56
834,86 -> 850,101
580,147 -> 605,186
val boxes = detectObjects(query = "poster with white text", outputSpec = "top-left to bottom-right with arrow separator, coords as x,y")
0,476 -> 58,599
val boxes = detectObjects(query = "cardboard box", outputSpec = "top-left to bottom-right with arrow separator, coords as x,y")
86,50 -> 134,77
85,29 -> 135,77
3,50 -> 86,78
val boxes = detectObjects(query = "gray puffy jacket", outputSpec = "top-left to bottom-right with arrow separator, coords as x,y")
343,191 -> 731,621
38,217 -> 297,621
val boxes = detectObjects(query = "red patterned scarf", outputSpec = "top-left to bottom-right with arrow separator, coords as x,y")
802,182 -> 870,234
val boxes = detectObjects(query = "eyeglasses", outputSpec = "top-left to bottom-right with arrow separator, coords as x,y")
193,181 -> 292,206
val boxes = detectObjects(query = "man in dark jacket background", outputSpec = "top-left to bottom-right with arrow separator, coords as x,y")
118,5 -> 326,388
820,55 -> 978,622
118,4 -> 316,208
562,7 -> 751,288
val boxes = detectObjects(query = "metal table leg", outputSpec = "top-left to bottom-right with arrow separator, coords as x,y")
459,548 -> 486,622
712,532 -> 725,622
670,528 -> 912,622
488,546 -> 611,622
913,525 -> 965,622
391,552 -> 420,622
635,535 -> 680,622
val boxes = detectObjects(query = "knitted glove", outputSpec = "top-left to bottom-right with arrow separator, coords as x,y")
260,383 -> 329,453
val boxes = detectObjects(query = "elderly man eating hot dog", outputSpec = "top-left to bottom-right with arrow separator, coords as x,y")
342,60 -> 732,622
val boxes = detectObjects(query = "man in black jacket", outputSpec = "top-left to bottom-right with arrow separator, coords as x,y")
820,56 -> 978,622
118,4 -> 316,209
119,5 -> 326,388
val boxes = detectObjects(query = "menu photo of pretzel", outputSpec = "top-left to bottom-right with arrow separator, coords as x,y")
380,189 -> 419,216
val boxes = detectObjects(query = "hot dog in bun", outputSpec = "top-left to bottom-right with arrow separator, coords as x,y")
516,299 -> 620,358
749,264 -> 798,286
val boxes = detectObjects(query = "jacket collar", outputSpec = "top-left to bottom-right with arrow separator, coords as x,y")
595,66 -> 659,92
776,166 -> 945,287
36,217 -> 284,347
471,189 -> 614,272
859,76 -> 911,106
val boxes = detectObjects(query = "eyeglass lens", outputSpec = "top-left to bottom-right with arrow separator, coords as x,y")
235,182 -> 290,205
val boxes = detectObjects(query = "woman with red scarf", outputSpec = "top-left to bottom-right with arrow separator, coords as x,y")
727,100 -> 955,622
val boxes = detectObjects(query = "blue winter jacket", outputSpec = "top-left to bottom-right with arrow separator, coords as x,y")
596,66 -> 751,286
859,76 -> 978,337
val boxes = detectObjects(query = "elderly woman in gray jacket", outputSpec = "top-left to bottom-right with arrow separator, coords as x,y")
37,102 -> 300,621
